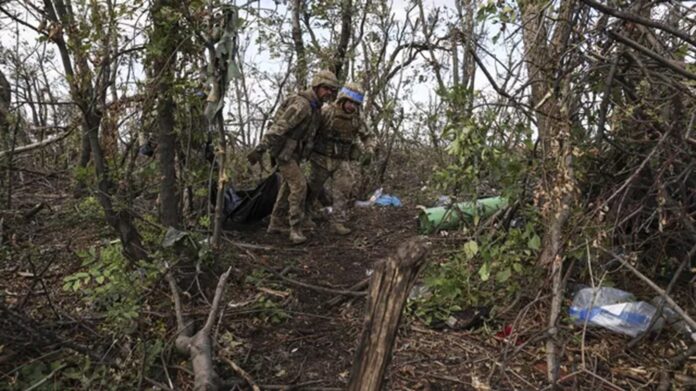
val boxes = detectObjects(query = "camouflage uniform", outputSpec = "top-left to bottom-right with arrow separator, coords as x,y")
307,83 -> 375,234
248,70 -> 339,244
258,89 -> 320,233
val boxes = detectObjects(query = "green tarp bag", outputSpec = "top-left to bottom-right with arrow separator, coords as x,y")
418,196 -> 508,234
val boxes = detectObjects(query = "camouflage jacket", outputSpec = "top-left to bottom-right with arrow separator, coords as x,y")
260,88 -> 322,162
312,104 -> 375,161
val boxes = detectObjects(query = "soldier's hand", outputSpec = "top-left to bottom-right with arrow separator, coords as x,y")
247,149 -> 263,165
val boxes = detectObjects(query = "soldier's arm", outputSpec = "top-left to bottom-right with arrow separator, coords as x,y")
259,97 -> 311,151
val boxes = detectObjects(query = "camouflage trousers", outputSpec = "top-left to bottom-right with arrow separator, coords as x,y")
270,159 -> 307,228
306,154 -> 354,223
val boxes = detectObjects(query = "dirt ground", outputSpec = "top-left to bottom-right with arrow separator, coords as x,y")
2,167 -> 695,390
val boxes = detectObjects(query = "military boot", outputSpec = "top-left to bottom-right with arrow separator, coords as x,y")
267,217 -> 288,234
289,226 -> 307,244
332,222 -> 352,235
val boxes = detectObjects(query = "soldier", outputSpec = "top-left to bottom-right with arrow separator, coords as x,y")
306,82 -> 375,235
247,70 -> 339,244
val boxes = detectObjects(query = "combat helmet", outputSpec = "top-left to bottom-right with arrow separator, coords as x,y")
311,70 -> 340,89
336,82 -> 364,105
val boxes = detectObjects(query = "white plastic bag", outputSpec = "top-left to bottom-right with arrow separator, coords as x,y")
569,287 -> 657,337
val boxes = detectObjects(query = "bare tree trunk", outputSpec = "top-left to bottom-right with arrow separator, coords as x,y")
348,237 -> 431,391
541,153 -> 574,384
44,0 -> 148,261
0,69 -> 10,128
451,27 -> 460,87
211,113 -> 227,249
0,69 -> 14,209
232,57 -> 247,147
517,0 -> 578,385
100,0 -> 120,162
151,0 -> 181,228
156,84 -> 181,227
85,109 -> 148,261
455,0 -> 477,116
291,0 -> 308,88
456,0 -> 476,91
333,0 -> 352,80
30,74 -> 48,167
5,121 -> 19,210
74,129 -> 92,197
416,1 -> 446,92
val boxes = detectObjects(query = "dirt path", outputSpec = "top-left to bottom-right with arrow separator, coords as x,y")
220,205 -> 430,388
212,198 -> 528,390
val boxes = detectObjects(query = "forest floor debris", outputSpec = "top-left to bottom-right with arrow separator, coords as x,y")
1,169 -> 695,390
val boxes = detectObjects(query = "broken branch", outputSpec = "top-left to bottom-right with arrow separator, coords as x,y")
0,128 -> 73,159
268,268 -> 367,297
221,356 -> 260,391
167,266 -> 232,391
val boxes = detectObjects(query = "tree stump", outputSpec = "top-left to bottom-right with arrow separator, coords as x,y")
348,236 -> 431,391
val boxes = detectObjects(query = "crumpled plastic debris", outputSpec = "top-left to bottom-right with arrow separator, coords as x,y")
495,324 -> 523,345
375,194 -> 402,207
567,286 -> 693,337
355,188 -> 402,207
355,188 -> 383,207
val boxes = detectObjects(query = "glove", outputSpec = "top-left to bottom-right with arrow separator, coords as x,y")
247,147 -> 264,165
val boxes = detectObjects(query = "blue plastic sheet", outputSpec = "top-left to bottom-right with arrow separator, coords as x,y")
375,194 -> 402,207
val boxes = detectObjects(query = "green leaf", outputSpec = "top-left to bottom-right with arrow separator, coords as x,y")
495,268 -> 512,283
528,234 -> 541,251
463,240 -> 479,260
478,262 -> 490,281
162,227 -> 188,248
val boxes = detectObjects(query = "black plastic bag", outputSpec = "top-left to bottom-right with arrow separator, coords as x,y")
211,172 -> 280,230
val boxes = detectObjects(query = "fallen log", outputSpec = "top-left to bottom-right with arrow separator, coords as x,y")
0,127 -> 72,159
347,236 -> 431,391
